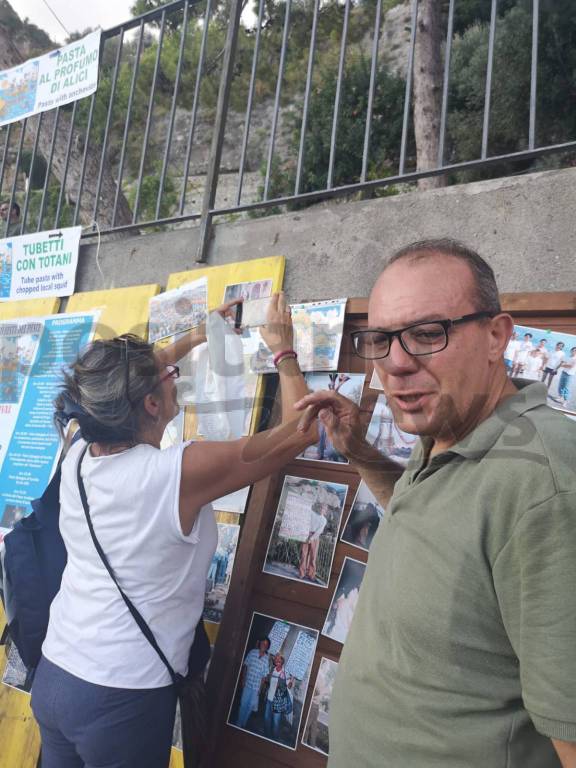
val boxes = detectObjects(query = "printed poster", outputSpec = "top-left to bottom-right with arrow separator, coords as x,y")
0,311 -> 97,539
0,227 -> 82,302
249,299 -> 347,374
148,277 -> 208,342
0,30 -> 101,127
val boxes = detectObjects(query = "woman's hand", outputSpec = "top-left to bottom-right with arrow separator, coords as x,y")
259,292 -> 294,355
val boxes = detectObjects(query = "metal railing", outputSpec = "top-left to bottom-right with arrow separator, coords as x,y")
1,0 -> 574,261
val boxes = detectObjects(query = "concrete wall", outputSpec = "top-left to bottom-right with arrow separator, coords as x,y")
77,166 -> 576,301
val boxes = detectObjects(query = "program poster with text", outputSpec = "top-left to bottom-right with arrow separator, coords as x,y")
0,311 -> 97,538
0,227 -> 82,302
0,30 -> 101,127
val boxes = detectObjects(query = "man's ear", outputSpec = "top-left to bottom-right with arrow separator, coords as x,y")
489,313 -> 515,362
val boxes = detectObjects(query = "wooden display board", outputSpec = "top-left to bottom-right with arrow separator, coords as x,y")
202,293 -> 576,768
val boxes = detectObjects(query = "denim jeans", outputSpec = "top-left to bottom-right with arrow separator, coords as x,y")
236,685 -> 260,729
264,699 -> 282,739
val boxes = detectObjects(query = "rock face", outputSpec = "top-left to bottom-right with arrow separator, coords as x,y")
379,1 -> 412,79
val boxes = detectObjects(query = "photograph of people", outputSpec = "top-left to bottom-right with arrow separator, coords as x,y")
263,476 -> 348,588
510,324 -> 576,412
298,372 -> 365,463
224,279 -> 273,302
203,523 -> 240,624
341,480 -> 386,552
30,293 -> 320,767
302,657 -> 339,756
365,394 -> 418,465
322,557 -> 366,645
228,612 -> 318,750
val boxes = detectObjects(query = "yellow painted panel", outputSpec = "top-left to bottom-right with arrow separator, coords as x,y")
0,298 -> 59,320
66,284 -> 161,339
169,747 -> 184,768
167,257 -> 285,436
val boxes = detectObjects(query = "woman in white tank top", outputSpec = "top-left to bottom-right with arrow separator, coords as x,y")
31,294 -> 318,768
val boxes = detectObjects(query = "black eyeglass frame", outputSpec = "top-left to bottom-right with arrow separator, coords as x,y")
350,311 -> 495,360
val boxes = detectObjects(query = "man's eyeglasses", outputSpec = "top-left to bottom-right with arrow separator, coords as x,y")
158,364 -> 180,383
351,311 -> 494,360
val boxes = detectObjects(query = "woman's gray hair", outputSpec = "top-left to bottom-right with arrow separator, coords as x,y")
54,334 -> 160,444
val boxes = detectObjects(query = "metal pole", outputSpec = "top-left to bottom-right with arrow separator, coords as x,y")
481,0 -> 498,159
529,0 -> 539,150
112,19 -> 145,228
361,0 -> 383,183
156,2 -> 190,219
263,0 -> 292,200
295,0 -> 320,195
438,0 -> 455,166
38,108 -> 61,230
133,10 -> 168,223
399,0 -> 419,175
236,0 -> 266,205
21,113 -> 43,232
179,0 -> 213,215
195,0 -> 244,262
0,126 -> 12,201
93,28 -> 125,224
3,120 -> 26,239
327,0 -> 351,189
55,101 -> 78,227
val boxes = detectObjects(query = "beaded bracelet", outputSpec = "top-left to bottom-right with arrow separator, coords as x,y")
273,349 -> 298,367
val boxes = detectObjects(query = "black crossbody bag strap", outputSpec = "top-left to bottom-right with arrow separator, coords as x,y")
76,445 -> 182,687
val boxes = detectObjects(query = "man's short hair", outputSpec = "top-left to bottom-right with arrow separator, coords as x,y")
1,200 -> 20,217
385,238 -> 502,315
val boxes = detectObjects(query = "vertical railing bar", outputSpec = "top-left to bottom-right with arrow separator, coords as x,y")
263,0 -> 292,201
38,109 -> 60,231
133,10 -> 167,223
74,94 -> 97,226
93,28 -> 125,224
327,0 -> 351,190
528,0 -> 539,150
21,113 -> 43,232
437,0 -> 455,166
156,3 -> 190,219
3,120 -> 26,239
112,19 -> 145,228
55,100 -> 78,227
179,0 -> 213,214
294,0 -> 320,195
361,0 -> 383,183
399,0 -> 419,175
481,0 -> 498,160
0,125 -> 13,201
236,0 -> 265,206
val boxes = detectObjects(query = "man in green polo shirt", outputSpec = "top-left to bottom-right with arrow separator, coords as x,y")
296,239 -> 576,768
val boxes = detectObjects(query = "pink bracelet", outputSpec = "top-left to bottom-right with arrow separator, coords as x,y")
273,349 -> 298,367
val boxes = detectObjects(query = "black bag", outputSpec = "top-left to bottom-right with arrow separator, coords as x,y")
76,445 -> 210,765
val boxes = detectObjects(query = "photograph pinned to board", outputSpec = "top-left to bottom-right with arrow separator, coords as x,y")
340,480 -> 386,553
249,299 -> 347,374
204,522 -> 240,624
228,611 -> 319,751
505,324 -> 576,414
148,277 -> 208,343
298,372 -> 365,464
263,475 -> 348,588
366,394 -> 418,466
322,557 -> 366,645
301,657 -> 339,757
212,486 -> 250,515
1,640 -> 34,693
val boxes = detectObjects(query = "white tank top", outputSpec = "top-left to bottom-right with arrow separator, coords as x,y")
42,438 -> 217,688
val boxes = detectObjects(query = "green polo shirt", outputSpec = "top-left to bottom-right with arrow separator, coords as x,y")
329,382 -> 576,768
